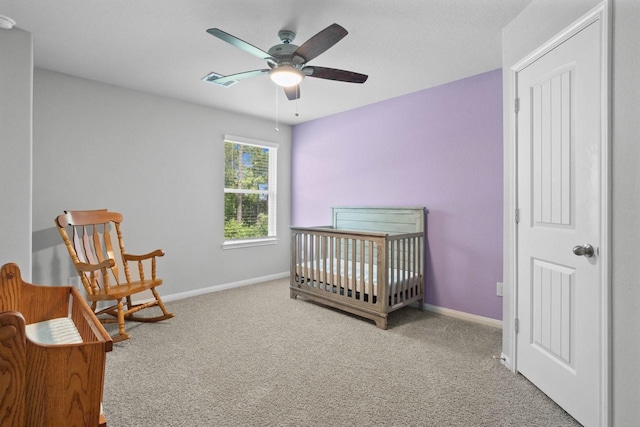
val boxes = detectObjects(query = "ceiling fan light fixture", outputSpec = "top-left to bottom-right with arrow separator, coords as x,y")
269,66 -> 304,87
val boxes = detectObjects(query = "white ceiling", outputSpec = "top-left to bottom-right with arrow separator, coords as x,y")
1,0 -> 532,125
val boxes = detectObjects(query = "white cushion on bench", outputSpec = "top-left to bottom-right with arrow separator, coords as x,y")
25,317 -> 83,345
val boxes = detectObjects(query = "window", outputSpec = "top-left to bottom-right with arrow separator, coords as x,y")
223,135 -> 277,247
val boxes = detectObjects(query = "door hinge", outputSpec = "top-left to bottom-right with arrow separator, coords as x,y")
514,318 -> 519,334
514,97 -> 520,114
515,208 -> 520,223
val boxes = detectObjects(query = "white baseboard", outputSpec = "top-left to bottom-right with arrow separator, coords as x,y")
160,271 -> 289,303
422,303 -> 503,329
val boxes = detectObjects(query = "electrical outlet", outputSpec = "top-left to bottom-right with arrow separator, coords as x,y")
497,282 -> 504,297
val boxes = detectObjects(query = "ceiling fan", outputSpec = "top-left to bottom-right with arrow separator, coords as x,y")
202,23 -> 368,100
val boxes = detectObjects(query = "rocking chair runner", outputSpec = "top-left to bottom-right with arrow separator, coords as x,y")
55,210 -> 174,342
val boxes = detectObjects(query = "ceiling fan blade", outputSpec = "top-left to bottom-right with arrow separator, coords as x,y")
293,23 -> 348,64
207,28 -> 276,65
202,69 -> 269,85
283,85 -> 301,101
303,66 -> 368,83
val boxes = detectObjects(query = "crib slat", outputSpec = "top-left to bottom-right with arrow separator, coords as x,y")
367,241 -> 374,299
414,236 -> 419,293
303,233 -> 309,286
394,239 -> 399,304
300,233 -> 305,284
410,236 -> 417,294
393,239 -> 397,301
336,237 -> 342,291
300,233 -> 304,286
418,235 -> 423,289
396,239 -> 401,304
325,235 -> 329,288
298,233 -> 303,285
412,236 -> 417,291
351,239 -> 357,299
308,234 -> 313,286
359,239 -> 365,301
395,239 -> 400,304
346,238 -> 350,298
308,233 -> 312,285
402,237 -> 407,301
388,241 -> 394,308
329,236 -> 334,290
320,235 -> 324,286
322,235 -> 327,290
291,232 -> 296,287
340,237 -> 345,295
318,234 -> 321,288
312,234 -> 318,287
313,234 -> 318,286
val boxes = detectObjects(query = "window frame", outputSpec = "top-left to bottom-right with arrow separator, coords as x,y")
222,134 -> 278,249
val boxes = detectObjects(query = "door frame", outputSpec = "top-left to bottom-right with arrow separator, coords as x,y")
506,2 -> 611,425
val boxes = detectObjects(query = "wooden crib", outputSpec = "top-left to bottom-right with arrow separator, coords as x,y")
0,263 -> 112,427
290,207 -> 427,329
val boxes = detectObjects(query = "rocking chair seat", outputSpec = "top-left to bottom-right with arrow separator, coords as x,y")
86,278 -> 163,301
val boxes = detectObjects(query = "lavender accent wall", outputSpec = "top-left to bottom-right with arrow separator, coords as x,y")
291,69 -> 503,320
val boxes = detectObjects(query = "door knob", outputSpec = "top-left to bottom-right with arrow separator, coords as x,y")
572,244 -> 594,258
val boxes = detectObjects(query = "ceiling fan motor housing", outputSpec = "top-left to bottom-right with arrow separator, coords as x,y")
268,42 -> 301,69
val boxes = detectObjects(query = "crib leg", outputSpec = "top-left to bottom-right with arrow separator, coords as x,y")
290,288 -> 298,299
418,298 -> 424,312
374,317 -> 388,330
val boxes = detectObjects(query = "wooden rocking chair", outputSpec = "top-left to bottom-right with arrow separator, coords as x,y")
55,210 -> 174,342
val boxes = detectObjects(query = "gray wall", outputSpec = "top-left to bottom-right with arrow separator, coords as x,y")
502,0 -> 640,424
0,28 -> 32,279
31,69 -> 291,295
610,0 -> 640,424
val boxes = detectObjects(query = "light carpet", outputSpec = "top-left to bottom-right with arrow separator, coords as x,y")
102,278 -> 580,426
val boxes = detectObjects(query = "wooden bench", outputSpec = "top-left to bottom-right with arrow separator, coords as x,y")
0,263 -> 112,427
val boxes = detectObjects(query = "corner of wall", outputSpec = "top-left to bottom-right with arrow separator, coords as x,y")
0,27 -> 33,280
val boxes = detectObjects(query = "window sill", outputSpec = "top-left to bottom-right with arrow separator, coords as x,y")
222,237 -> 279,250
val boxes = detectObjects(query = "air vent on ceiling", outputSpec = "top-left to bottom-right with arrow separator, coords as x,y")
201,72 -> 238,87
0,15 -> 16,29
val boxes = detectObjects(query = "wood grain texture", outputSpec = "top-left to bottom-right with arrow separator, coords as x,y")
0,311 -> 26,427
0,263 -> 112,427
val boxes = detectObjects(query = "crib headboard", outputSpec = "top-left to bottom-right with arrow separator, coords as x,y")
331,206 -> 427,235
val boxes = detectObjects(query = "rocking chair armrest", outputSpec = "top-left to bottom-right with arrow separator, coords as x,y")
123,249 -> 165,262
75,259 -> 116,273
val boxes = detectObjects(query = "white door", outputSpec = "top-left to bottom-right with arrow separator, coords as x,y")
515,10 -> 606,427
